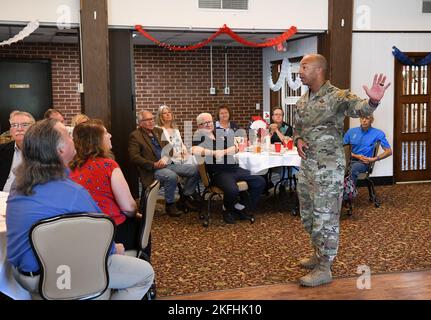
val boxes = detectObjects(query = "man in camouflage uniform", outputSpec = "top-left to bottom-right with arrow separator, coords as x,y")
293,54 -> 390,287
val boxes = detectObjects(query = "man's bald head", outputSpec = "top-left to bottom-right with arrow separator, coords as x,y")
302,54 -> 328,73
299,54 -> 328,90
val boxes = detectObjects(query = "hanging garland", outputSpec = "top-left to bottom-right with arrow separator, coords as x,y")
0,20 -> 39,47
268,57 -> 302,91
392,46 -> 431,66
135,24 -> 297,51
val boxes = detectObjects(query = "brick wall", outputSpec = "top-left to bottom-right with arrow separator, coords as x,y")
0,42 -> 81,125
0,44 -> 263,130
134,46 -> 263,133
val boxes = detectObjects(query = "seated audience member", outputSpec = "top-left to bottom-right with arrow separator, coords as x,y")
269,107 -> 293,144
129,110 -> 199,217
69,120 -> 139,250
268,107 -> 296,189
44,108 -> 65,123
6,119 -> 154,300
192,113 -> 266,224
215,105 -> 240,135
0,110 -> 35,192
343,114 -> 392,185
71,113 -> 90,127
44,108 -> 72,135
156,104 -> 190,164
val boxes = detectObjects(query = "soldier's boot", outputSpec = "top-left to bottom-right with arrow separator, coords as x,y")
299,254 -> 318,269
299,262 -> 332,287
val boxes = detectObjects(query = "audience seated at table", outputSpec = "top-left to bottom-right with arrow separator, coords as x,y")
6,119 -> 154,300
0,110 -> 35,193
269,107 -> 293,144
69,119 -> 139,250
129,110 -> 200,217
268,107 -> 297,191
192,113 -> 266,224
215,105 -> 240,134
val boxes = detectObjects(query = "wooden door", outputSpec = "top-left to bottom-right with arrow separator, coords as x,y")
269,60 -> 282,112
394,54 -> 431,182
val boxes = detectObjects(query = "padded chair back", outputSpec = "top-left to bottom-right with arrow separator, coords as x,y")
30,214 -> 114,300
138,180 -> 160,252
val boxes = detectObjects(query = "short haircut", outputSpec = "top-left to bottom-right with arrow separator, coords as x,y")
310,54 -> 328,72
196,113 -> 212,125
9,110 -> 35,123
44,108 -> 64,119
272,107 -> 284,116
137,110 -> 153,123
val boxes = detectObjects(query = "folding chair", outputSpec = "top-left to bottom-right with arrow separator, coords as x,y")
198,163 -> 255,227
30,214 -> 114,300
357,141 -> 381,208
125,179 -> 160,299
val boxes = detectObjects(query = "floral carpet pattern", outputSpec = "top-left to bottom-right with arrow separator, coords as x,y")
151,183 -> 431,297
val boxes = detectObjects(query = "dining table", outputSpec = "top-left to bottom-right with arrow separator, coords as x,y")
235,145 -> 301,175
0,191 -> 31,300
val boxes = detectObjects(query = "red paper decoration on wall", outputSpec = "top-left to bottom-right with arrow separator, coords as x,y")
135,24 -> 297,51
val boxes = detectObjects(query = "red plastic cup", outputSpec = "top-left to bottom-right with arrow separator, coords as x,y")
274,142 -> 281,153
287,139 -> 293,150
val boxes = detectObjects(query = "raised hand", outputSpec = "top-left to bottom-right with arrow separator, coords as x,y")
362,73 -> 391,104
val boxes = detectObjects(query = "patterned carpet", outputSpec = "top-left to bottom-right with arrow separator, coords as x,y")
151,183 -> 431,297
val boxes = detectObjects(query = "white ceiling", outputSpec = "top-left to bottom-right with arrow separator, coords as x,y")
0,25 -> 316,47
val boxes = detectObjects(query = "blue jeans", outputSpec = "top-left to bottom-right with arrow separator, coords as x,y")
154,163 -> 200,204
350,160 -> 369,185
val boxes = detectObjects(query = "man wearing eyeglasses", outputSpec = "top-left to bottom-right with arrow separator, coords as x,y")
129,110 -> 199,217
0,110 -> 35,192
192,113 -> 266,224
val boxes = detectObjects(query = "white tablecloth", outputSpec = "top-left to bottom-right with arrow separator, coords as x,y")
0,192 -> 31,300
235,148 -> 302,174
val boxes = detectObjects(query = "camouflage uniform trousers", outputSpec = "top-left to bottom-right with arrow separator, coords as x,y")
296,156 -> 344,264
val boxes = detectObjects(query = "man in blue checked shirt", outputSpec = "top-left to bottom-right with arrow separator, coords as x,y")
343,115 -> 392,185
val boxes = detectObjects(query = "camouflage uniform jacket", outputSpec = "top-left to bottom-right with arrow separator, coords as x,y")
294,81 -> 377,164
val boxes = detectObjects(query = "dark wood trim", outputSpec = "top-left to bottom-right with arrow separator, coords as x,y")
80,0 -> 111,129
318,0 -> 353,132
393,52 -> 431,182
269,60 -> 282,111
109,29 -> 139,197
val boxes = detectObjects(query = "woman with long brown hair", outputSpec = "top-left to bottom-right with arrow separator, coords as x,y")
69,119 -> 139,250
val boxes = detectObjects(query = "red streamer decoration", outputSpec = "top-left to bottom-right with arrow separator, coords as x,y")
135,24 -> 297,51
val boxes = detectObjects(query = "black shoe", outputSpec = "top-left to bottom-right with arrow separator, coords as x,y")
166,202 -> 181,217
233,208 -> 253,220
182,195 -> 199,211
223,212 -> 237,224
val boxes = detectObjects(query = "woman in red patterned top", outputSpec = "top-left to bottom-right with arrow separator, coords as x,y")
69,119 -> 139,250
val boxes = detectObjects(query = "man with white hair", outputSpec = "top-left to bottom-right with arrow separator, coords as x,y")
0,110 -> 35,192
192,113 -> 266,224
